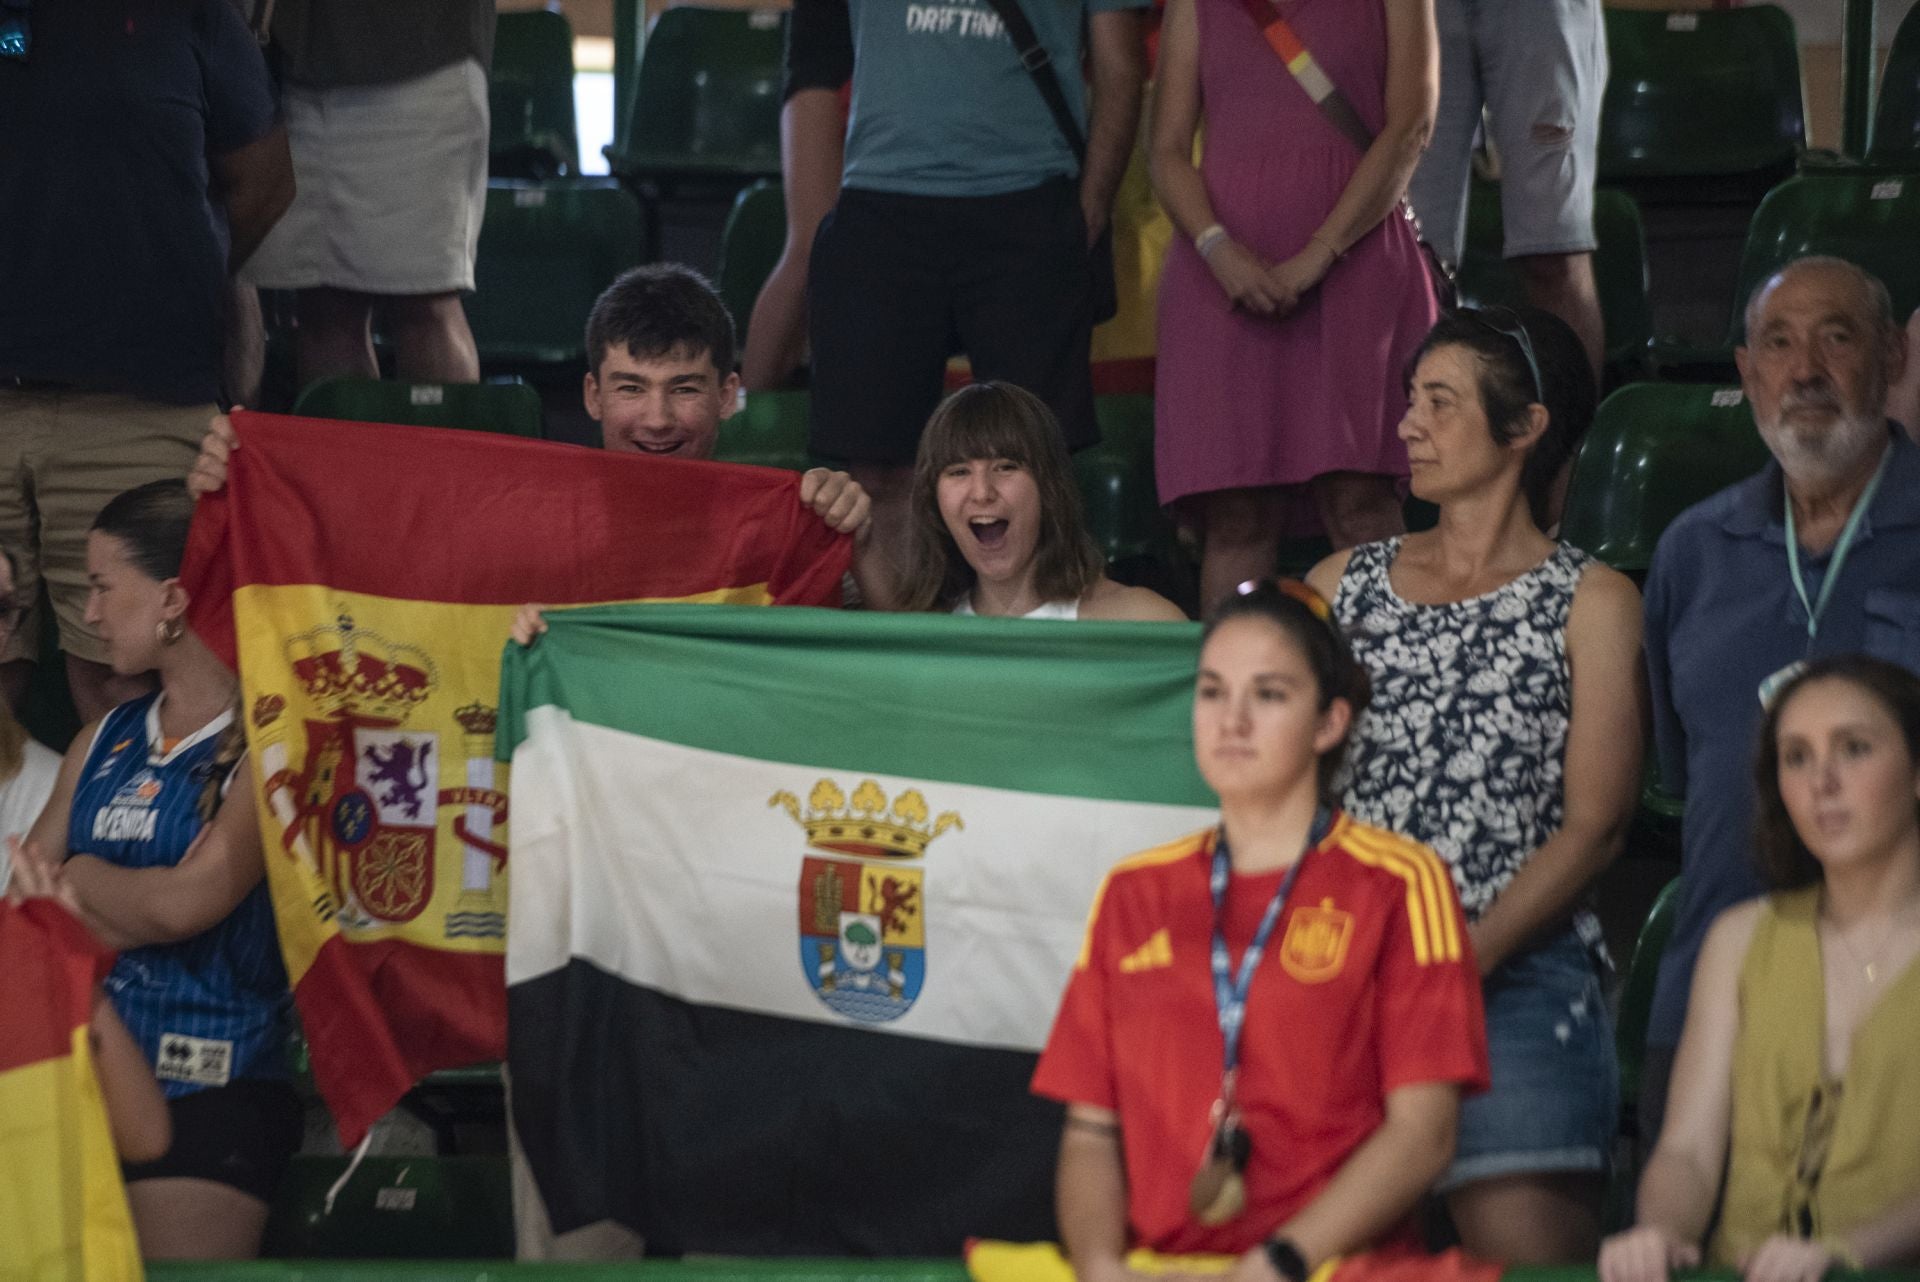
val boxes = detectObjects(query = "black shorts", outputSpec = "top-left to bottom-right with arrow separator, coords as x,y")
806,177 -> 1100,466
122,1078 -> 304,1203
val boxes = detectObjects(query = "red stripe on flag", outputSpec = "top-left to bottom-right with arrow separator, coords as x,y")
296,935 -> 506,1146
0,901 -> 112,1075
183,412 -> 851,669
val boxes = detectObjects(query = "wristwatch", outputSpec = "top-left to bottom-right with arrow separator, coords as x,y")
1264,1238 -> 1309,1282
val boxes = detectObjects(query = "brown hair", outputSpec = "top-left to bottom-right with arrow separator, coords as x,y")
899,383 -> 1104,614
198,703 -> 247,824
1753,656 -> 1920,890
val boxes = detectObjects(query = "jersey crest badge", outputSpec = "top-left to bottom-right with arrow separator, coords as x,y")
1280,897 -> 1354,983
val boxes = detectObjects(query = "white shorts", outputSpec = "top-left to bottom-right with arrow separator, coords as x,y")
1406,0 -> 1608,266
244,58 -> 489,295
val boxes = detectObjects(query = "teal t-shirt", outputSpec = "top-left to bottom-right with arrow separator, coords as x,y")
842,0 -> 1148,197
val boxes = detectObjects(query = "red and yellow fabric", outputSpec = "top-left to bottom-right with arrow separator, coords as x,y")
965,1240 -> 1500,1282
1032,814 -> 1489,1256
182,411 -> 850,1144
0,900 -> 142,1282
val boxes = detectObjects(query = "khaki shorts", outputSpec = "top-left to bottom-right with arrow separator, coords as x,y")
0,388 -> 210,665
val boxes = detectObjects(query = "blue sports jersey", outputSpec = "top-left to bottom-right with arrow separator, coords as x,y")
71,693 -> 290,1098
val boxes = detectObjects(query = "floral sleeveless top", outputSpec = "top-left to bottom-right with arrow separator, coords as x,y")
1332,538 -> 1604,954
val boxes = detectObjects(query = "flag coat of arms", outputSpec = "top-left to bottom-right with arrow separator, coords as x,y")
0,900 -> 143,1282
182,412 -> 849,1143
499,605 -> 1217,1253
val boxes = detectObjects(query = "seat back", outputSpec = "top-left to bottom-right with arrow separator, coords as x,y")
1869,0 -> 1920,163
717,180 -> 788,351
1597,6 -> 1804,181
465,180 -> 645,370
1076,396 -> 1179,567
1561,383 -> 1770,574
489,7 -> 579,179
610,6 -> 785,179
1725,171 -> 1920,346
1616,877 -> 1682,1117
714,390 -> 818,471
292,378 -> 546,439
1456,181 -> 1654,371
263,1156 -> 513,1259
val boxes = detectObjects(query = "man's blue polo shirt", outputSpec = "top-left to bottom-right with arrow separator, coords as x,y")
1644,427 -> 1920,1050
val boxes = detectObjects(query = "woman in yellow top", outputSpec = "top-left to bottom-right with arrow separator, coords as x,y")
1600,656 -> 1920,1282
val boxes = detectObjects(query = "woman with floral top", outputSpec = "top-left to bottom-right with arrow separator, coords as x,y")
1305,306 -> 1646,1266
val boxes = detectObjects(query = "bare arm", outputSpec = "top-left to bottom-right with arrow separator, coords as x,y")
62,778 -> 265,950
742,88 -> 846,391
1304,549 -> 1356,606
1080,580 -> 1189,622
91,994 -> 171,1163
1056,1105 -> 1144,1282
1844,1189 -> 1920,1268
1080,10 -> 1146,243
1599,901 -> 1760,1282
212,123 -> 295,272
1468,566 -> 1646,973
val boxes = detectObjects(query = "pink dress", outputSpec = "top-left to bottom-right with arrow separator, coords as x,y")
1154,0 -> 1436,512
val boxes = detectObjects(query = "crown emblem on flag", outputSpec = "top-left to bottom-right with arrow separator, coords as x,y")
454,702 -> 498,736
284,614 -> 438,725
252,693 -> 286,728
770,778 -> 963,860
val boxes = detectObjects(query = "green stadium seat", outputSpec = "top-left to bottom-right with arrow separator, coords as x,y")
714,390 -> 818,471
606,6 -> 786,182
490,7 -> 579,180
1597,6 -> 1804,185
293,378 -> 546,439
1077,395 -> 1180,569
465,179 -> 645,371
1617,877 -> 1681,1124
718,180 -> 788,353
1727,171 -> 1920,342
1561,383 -> 1770,575
1456,180 -> 1654,378
262,1155 -> 513,1259
1869,0 -> 1920,164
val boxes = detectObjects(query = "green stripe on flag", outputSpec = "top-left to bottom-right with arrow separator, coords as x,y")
499,604 -> 1213,807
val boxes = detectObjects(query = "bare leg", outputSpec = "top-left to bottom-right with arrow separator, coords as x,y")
742,89 -> 846,392
847,463 -> 915,610
66,655 -> 154,727
1446,1172 -> 1603,1265
1197,487 -> 1288,613
128,1177 -> 272,1260
224,281 -> 266,408
1513,252 -> 1604,383
386,292 -> 481,384
294,288 -> 379,391
1311,471 -> 1405,551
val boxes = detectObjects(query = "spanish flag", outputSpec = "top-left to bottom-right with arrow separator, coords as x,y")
182,411 -> 849,1144
0,899 -> 142,1282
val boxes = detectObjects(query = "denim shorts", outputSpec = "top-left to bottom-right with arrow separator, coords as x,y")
1438,929 -> 1619,1192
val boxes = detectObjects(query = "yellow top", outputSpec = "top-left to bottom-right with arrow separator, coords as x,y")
1712,886 -> 1920,1265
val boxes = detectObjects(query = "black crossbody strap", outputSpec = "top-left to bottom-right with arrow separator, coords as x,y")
980,0 -> 1088,167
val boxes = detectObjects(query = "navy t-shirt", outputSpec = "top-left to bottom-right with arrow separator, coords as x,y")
0,1 -> 277,405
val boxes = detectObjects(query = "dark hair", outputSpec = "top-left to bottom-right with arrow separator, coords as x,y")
584,263 -> 737,377
899,382 -> 1104,613
1408,306 -> 1595,529
1200,580 -> 1372,806
91,479 -> 195,582
1753,656 -> 1920,890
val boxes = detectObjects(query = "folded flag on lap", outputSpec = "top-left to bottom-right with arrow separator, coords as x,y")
182,411 -> 849,1144
499,605 -> 1216,1251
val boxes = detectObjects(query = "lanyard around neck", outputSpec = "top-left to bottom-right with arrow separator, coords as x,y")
1209,809 -> 1332,1092
1784,443 -> 1892,643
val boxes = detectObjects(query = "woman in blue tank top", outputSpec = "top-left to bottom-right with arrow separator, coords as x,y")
21,479 -> 299,1260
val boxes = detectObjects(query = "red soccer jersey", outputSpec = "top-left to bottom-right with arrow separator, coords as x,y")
1031,814 -> 1490,1256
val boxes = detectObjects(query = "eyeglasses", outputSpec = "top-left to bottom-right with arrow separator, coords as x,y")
0,0 -> 29,61
1465,306 -> 1545,406
1234,576 -> 1335,626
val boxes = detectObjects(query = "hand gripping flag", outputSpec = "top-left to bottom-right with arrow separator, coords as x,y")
182,411 -> 850,1144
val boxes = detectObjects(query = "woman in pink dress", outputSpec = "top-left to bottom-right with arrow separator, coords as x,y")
1149,0 -> 1439,608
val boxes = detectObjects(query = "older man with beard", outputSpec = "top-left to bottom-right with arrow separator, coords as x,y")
1637,256 -> 1920,1145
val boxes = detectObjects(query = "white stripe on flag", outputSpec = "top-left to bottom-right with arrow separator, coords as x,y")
508,706 -> 1216,1053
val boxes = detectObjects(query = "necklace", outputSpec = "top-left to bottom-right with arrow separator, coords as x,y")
1823,896 -> 1920,985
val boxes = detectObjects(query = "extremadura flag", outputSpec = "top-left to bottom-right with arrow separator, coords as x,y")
498,604 -> 1216,1252
182,411 -> 849,1144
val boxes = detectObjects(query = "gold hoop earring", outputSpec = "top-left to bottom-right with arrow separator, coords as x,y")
157,617 -> 185,646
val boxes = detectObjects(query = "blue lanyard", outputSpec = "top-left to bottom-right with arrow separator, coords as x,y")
1785,443 -> 1891,643
1209,809 -> 1332,1091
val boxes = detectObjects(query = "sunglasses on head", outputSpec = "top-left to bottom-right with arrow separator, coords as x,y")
1464,306 -> 1545,406
0,0 -> 28,61
1233,576 -> 1335,626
